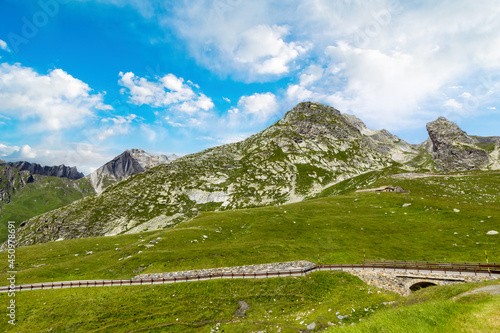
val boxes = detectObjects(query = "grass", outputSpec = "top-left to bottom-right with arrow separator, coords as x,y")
331,280 -> 500,333
0,177 -> 93,242
0,271 -> 401,332
1,173 -> 498,286
0,172 -> 499,332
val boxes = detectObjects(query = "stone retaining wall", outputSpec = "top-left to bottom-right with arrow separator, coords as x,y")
134,261 -> 315,280
134,261 -> 500,297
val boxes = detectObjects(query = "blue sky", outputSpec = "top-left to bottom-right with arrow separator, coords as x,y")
0,0 -> 499,174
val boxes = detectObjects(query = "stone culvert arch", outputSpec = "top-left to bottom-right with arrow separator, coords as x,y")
403,278 -> 463,294
408,280 -> 438,292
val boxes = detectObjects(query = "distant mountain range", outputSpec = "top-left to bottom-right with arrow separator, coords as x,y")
10,101 -> 500,246
0,148 -> 177,242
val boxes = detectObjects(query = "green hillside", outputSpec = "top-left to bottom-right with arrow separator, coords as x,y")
0,177 -> 94,242
1,172 -> 499,284
0,172 -> 499,332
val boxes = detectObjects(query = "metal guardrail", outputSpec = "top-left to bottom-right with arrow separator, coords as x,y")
1,261 -> 498,293
362,259 -> 500,268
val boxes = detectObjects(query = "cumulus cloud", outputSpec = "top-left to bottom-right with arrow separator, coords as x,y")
444,99 -> 463,110
236,92 -> 279,122
1,144 -> 36,160
0,39 -> 10,52
0,63 -> 111,131
282,0 -> 500,130
118,72 -> 214,113
169,1 -> 309,80
233,24 -> 308,75
0,143 -> 20,157
93,1 -> 500,132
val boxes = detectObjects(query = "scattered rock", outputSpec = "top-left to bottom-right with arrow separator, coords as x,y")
402,203 -> 412,207
453,209 -> 460,213
235,300 -> 250,317
487,230 -> 498,235
307,322 -> 316,330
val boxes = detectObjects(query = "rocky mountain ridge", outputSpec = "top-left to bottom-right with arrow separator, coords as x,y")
13,102 -> 413,245
0,161 -> 85,205
10,102 -> 500,246
1,161 -> 84,180
86,149 -> 177,193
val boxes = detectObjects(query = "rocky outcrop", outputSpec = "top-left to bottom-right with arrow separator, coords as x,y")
86,149 -> 176,193
426,117 -> 490,171
2,161 -> 84,180
0,164 -> 34,203
342,114 -> 418,163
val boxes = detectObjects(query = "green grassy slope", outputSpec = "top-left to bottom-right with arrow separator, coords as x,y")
1,173 -> 498,285
0,177 -> 94,242
0,271 -> 401,332
0,172 -> 499,332
333,280 -> 500,333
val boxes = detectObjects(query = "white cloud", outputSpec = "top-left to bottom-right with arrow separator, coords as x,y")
0,63 -> 111,131
0,143 -> 20,157
168,1 -> 310,80
118,72 -> 213,114
286,84 -> 315,104
19,145 -> 37,159
1,144 -> 35,160
0,40 -> 10,52
299,64 -> 324,86
234,25 -> 308,75
237,92 -> 279,121
444,99 -> 462,109
165,0 -> 500,130
58,0 -> 500,137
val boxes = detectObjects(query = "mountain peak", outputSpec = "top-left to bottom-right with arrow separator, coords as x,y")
278,102 -> 362,141
426,117 -> 489,171
87,148 -> 172,193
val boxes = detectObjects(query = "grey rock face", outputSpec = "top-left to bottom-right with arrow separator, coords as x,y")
3,161 -> 84,179
426,117 -> 490,171
86,148 -> 172,193
0,164 -> 33,203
